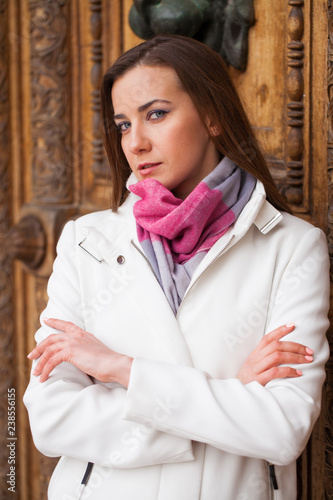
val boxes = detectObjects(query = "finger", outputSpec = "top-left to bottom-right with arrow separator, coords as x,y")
43,317 -> 82,334
271,340 -> 313,355
258,366 -> 303,386
258,323 -> 313,360
38,352 -> 66,382
259,340 -> 313,362
43,318 -> 93,341
250,324 -> 296,357
28,334 -> 64,360
256,351 -> 313,374
263,323 -> 296,344
32,340 -> 66,376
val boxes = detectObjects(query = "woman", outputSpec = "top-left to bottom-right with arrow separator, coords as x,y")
24,35 -> 330,500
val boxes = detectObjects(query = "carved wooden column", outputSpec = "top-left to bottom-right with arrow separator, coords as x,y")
90,0 -> 106,179
285,0 -> 304,206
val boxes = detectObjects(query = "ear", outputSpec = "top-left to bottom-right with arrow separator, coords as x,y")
210,126 -> 221,137
206,117 -> 221,137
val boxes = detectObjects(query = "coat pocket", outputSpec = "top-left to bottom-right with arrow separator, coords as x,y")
47,456 -> 90,500
48,456 -> 67,499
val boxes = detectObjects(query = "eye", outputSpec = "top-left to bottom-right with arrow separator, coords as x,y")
115,121 -> 131,133
147,110 -> 169,121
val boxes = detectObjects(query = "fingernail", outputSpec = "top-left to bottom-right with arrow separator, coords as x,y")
296,370 -> 302,375
285,322 -> 295,328
306,347 -> 313,355
27,352 -> 33,359
305,355 -> 313,362
43,317 -> 50,322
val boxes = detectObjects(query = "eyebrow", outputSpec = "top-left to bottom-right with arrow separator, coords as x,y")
113,99 -> 172,120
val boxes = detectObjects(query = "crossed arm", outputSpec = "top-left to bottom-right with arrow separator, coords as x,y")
28,318 -> 313,387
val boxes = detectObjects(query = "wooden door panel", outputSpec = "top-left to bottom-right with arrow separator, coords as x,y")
0,1 -> 331,499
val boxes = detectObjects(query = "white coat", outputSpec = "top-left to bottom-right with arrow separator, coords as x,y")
23,179 -> 330,500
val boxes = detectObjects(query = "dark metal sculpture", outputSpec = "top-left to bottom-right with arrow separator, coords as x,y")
129,0 -> 255,72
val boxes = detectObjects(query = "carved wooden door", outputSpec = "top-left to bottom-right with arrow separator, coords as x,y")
0,1 -> 332,499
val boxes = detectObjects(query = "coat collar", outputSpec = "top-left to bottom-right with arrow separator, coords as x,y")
181,180 -> 282,289
78,192 -> 139,264
77,180 -> 282,267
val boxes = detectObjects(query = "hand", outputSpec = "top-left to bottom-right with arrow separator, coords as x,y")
27,318 -> 133,386
237,323 -> 314,386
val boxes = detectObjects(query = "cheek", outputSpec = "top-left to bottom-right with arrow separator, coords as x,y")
163,125 -> 196,155
120,138 -> 132,163
178,117 -> 208,149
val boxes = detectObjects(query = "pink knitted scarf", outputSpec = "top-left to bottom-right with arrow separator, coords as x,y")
129,157 -> 256,313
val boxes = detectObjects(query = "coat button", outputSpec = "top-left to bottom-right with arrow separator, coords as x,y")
117,255 -> 125,264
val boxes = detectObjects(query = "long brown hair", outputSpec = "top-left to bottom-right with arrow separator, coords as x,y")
101,35 -> 291,213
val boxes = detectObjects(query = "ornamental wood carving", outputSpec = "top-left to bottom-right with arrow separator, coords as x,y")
284,0 -> 305,207
6,216 -> 46,269
30,0 -> 72,204
90,0 -> 107,180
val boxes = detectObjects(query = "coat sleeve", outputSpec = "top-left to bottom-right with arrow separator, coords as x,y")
23,220 -> 193,468
122,226 -> 330,466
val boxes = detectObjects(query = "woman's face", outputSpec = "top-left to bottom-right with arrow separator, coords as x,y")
112,65 -> 219,199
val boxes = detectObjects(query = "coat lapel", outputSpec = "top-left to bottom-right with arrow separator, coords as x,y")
78,205 -> 194,367
185,181 -> 282,293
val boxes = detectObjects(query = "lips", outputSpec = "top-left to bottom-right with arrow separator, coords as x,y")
138,162 -> 161,170
138,162 -> 161,175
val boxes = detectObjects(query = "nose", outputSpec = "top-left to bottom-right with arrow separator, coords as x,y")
128,124 -> 151,155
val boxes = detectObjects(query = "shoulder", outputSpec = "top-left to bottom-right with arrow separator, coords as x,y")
74,209 -> 113,230
249,198 -> 328,270
250,192 -> 327,252
56,210 -> 112,246
73,192 -> 137,230
264,211 -> 329,270
279,211 -> 319,232
275,212 -> 326,245
56,194 -> 137,250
